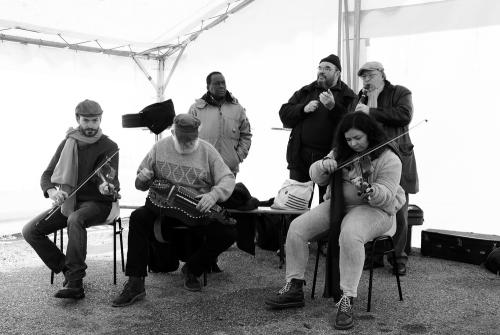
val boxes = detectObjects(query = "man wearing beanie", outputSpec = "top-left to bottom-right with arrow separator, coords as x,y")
355,61 -> 419,276
113,113 -> 236,307
279,54 -> 356,202
22,99 -> 119,300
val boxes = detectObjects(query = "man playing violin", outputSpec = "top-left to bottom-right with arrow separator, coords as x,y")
355,61 -> 419,276
112,113 -> 236,307
265,112 -> 405,330
22,99 -> 119,300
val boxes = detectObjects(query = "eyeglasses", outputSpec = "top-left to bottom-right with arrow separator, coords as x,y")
360,72 -> 379,80
318,66 -> 337,73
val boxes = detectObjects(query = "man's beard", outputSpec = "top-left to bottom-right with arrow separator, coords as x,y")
317,75 -> 334,89
81,127 -> 98,137
173,136 -> 199,154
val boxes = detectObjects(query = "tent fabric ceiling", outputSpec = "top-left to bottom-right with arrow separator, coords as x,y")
0,0 -> 253,59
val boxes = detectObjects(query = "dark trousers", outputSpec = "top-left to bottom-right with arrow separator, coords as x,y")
392,192 -> 409,264
125,200 -> 236,278
22,201 -> 111,281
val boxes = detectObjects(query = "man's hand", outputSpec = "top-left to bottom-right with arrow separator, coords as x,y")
47,188 -> 68,206
137,168 -> 154,182
355,103 -> 370,114
195,193 -> 216,213
321,157 -> 337,174
304,100 -> 320,113
99,182 -> 116,196
319,89 -> 336,110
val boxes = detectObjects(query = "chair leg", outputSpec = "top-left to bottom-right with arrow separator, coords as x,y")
113,220 -> 117,285
118,218 -> 125,272
50,230 -> 58,284
367,241 -> 376,312
389,239 -> 403,301
278,215 -> 285,269
311,241 -> 322,299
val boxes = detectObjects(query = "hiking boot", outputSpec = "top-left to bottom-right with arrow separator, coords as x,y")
112,276 -> 146,307
334,294 -> 354,330
392,263 -> 407,276
264,279 -> 305,309
54,279 -> 85,299
181,264 -> 202,292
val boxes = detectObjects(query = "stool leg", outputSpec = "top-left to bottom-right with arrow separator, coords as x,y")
118,218 -> 125,272
278,215 -> 285,269
50,230 -> 58,284
311,241 -> 322,299
367,241 -> 376,312
389,238 -> 403,301
113,220 -> 117,285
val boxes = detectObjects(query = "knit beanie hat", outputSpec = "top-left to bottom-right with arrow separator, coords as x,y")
320,54 -> 342,71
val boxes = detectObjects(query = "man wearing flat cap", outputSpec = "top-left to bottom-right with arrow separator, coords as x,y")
279,54 -> 356,202
113,113 -> 236,307
355,61 -> 419,276
23,99 -> 119,300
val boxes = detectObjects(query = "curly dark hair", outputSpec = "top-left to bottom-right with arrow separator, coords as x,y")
333,112 -> 388,163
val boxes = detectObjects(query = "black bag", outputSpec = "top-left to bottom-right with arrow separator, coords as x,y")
147,236 -> 179,273
485,247 -> 500,275
256,214 -> 283,251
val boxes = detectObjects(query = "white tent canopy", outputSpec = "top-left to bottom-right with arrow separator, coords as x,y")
1,0 -> 500,245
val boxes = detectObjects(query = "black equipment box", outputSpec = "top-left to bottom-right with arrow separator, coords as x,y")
421,229 -> 500,265
406,204 -> 424,255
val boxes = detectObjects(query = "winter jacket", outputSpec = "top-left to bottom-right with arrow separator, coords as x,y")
279,80 -> 356,172
309,148 -> 406,215
355,80 -> 419,193
41,135 -> 119,204
188,93 -> 252,174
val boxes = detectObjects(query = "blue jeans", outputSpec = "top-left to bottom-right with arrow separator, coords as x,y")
22,201 -> 111,281
285,201 -> 393,297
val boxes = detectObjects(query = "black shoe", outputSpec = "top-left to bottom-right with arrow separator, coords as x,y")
54,279 -> 85,299
181,264 -> 202,292
334,294 -> 354,330
363,259 -> 385,270
112,276 -> 146,307
393,263 -> 407,276
265,279 -> 305,309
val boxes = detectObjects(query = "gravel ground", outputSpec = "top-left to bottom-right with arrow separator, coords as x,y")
0,224 -> 499,335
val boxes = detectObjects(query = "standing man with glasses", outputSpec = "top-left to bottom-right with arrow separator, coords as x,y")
354,61 -> 419,276
279,54 -> 356,202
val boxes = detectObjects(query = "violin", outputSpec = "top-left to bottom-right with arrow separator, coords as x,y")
97,160 -> 120,201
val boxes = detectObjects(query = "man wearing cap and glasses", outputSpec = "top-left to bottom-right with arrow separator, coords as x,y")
355,61 -> 419,276
112,114 -> 236,307
279,54 -> 356,202
22,99 -> 119,300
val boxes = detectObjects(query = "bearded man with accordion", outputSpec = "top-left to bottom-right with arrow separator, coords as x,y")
112,113 -> 236,307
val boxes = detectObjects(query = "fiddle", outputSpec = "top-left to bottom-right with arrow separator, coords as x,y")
97,160 -> 120,201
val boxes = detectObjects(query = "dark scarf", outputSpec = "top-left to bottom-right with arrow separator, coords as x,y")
322,142 -> 401,300
201,91 -> 236,107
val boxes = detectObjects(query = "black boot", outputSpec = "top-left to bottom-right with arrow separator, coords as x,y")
334,294 -> 354,330
112,276 -> 146,307
264,279 -> 305,309
54,279 -> 85,299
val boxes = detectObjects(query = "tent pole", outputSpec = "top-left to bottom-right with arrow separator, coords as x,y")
337,0 -> 342,56
162,44 -> 187,96
343,0 -> 351,87
352,0 -> 362,92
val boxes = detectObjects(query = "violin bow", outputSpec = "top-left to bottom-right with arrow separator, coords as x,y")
335,119 -> 428,171
43,149 -> 120,221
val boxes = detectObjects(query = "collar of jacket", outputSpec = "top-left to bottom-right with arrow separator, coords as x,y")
306,80 -> 356,97
199,91 -> 237,107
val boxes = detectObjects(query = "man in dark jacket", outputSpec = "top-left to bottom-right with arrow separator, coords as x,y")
279,54 -> 356,201
22,99 -> 119,299
355,61 -> 419,276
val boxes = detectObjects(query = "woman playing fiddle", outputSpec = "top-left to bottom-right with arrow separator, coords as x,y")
265,112 -> 406,330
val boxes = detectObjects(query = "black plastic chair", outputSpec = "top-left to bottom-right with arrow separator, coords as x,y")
50,202 -> 124,285
311,225 -> 403,312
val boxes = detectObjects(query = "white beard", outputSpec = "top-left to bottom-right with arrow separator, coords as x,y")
173,136 -> 199,154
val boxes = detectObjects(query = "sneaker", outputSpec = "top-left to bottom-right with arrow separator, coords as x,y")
112,277 -> 146,307
54,279 -> 85,299
264,278 -> 305,309
181,264 -> 202,292
334,294 -> 354,330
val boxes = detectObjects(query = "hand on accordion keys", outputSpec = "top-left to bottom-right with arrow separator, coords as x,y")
195,193 -> 217,213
